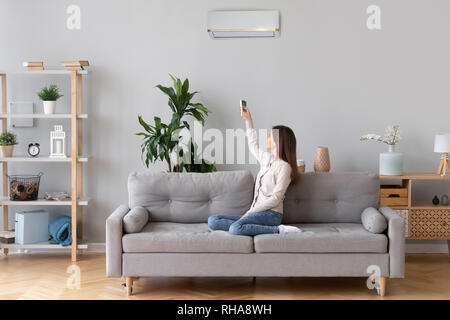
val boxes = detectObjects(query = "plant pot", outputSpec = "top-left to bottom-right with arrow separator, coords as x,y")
43,101 -> 56,114
379,145 -> 403,175
1,145 -> 14,157
314,147 -> 330,172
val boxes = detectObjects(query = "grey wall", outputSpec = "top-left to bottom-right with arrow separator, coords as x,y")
0,0 -> 449,244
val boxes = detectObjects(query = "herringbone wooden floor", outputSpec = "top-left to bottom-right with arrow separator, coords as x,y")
0,253 -> 448,299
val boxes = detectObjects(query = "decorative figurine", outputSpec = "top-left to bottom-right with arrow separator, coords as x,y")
432,195 -> 440,205
441,195 -> 449,206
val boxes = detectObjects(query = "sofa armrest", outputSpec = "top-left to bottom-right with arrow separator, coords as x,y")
106,204 -> 130,277
378,206 -> 405,278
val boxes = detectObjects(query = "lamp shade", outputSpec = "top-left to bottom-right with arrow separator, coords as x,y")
434,134 -> 450,153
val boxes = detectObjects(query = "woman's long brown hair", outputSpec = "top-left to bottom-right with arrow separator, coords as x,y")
272,125 -> 298,184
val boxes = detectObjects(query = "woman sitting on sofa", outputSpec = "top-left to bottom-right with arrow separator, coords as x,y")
208,104 -> 302,235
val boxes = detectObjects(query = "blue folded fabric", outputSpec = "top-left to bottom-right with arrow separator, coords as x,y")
48,215 -> 72,246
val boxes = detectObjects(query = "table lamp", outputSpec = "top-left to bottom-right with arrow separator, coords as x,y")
434,134 -> 450,176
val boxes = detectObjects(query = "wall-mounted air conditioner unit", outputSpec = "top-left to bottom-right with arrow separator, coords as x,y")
207,10 -> 280,38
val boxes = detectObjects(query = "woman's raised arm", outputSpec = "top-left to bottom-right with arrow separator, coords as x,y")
240,105 -> 271,165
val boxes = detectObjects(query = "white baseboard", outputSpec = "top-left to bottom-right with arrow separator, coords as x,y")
405,240 -> 449,254
4,242 -> 106,254
84,242 -> 106,252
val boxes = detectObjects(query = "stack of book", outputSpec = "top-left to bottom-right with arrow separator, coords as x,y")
22,61 -> 44,70
61,60 -> 90,71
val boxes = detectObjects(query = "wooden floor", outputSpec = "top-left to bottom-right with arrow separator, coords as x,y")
0,253 -> 448,300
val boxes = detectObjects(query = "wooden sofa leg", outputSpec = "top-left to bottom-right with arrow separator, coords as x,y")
379,277 -> 387,297
125,277 -> 140,296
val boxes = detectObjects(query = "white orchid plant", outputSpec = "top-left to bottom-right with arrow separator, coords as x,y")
360,125 -> 401,145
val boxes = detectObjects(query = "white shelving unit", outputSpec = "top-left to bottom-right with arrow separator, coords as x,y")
0,156 -> 89,162
0,114 -> 88,119
3,70 -> 89,75
0,242 -> 88,250
0,197 -> 89,206
0,68 -> 89,261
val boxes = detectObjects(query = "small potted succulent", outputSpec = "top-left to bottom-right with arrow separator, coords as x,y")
0,131 -> 18,157
37,85 -> 63,114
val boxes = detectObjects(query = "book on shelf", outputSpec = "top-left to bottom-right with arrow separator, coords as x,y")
27,66 -> 45,70
61,60 -> 90,70
64,66 -> 83,71
22,61 -> 44,67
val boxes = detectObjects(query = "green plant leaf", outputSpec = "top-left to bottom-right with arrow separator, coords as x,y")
186,108 -> 205,125
182,121 -> 190,130
182,78 -> 189,94
156,85 -> 177,103
189,103 -> 210,115
138,115 -> 154,133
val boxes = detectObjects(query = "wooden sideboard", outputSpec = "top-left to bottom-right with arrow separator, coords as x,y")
380,173 -> 450,253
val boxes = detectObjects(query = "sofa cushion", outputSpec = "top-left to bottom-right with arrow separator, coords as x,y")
254,223 -> 387,253
122,222 -> 254,253
123,206 -> 149,233
128,171 -> 254,223
361,207 -> 387,234
283,172 -> 380,223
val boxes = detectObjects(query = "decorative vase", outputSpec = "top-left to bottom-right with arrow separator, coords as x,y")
441,195 -> 449,206
379,145 -> 403,175
314,147 -> 330,172
0,145 -> 14,157
432,195 -> 440,205
43,101 -> 56,114
297,159 -> 306,173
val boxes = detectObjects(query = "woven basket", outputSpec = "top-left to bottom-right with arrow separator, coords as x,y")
409,209 -> 450,239
8,172 -> 43,201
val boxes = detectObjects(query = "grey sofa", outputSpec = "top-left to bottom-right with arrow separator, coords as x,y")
106,171 -> 404,296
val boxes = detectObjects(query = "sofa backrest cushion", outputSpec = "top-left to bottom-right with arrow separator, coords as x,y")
283,172 -> 379,223
128,170 -> 254,223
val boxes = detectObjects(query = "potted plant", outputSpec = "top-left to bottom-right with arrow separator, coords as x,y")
360,125 -> 403,175
37,85 -> 63,114
137,75 -> 216,172
0,131 -> 18,157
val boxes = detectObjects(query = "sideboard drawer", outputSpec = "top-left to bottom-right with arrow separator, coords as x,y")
409,209 -> 450,239
380,184 -> 409,207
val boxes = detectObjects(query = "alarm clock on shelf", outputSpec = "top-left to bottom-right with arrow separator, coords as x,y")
28,143 -> 40,157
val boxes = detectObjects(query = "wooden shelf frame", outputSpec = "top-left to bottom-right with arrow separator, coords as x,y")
379,173 -> 450,251
380,173 -> 450,180
0,69 -> 89,262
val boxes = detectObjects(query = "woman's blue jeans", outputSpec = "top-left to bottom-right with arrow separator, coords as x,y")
208,210 -> 282,236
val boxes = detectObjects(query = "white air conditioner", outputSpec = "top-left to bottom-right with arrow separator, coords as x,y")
207,10 -> 280,38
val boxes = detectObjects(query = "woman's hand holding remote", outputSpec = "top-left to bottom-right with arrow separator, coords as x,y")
239,105 -> 252,121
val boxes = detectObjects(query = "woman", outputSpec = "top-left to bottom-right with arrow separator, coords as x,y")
208,104 -> 302,236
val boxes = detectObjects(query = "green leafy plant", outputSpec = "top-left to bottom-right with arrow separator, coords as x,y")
137,75 -> 216,172
37,85 -> 63,101
0,131 -> 18,146
177,141 -> 217,173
